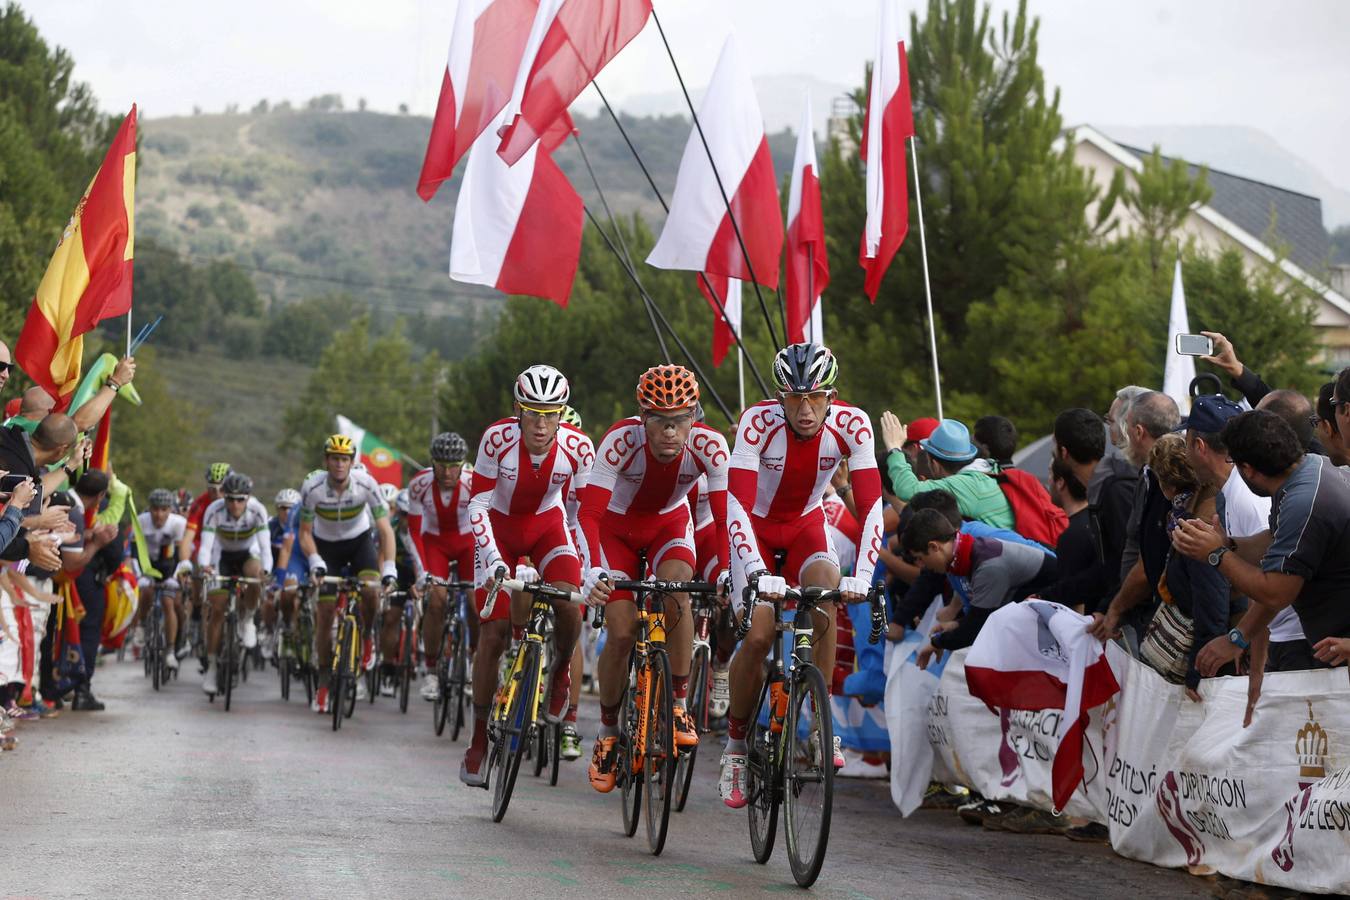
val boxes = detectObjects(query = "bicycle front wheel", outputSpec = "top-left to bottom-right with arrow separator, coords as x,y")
223,616 -> 237,713
619,671 -> 642,838
331,619 -> 350,732
399,621 -> 414,714
747,677 -> 780,864
490,641 -> 539,823
784,663 -> 834,888
642,649 -> 675,856
674,643 -> 710,812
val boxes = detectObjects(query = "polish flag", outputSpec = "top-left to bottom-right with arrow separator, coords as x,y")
963,600 -> 1121,813
785,95 -> 828,344
697,273 -> 741,367
859,0 -> 915,301
449,115 -> 583,306
647,34 -> 783,290
497,0 -> 652,165
416,0 -> 540,202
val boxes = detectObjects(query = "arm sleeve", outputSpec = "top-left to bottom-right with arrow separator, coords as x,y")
1231,366 -> 1272,408
467,430 -> 504,577
577,426 -> 624,572
844,413 -> 885,579
1183,556 -> 1232,690
0,505 -> 25,557
197,528 -> 217,568
255,525 -> 274,573
399,524 -> 425,583
895,569 -> 946,627
699,430 -> 731,577
885,448 -> 922,501
932,606 -> 995,651
726,410 -> 767,596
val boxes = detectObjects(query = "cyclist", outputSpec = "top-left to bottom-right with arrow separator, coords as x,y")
459,365 -> 593,787
178,462 -> 231,664
717,343 -> 884,808
271,487 -> 309,639
405,432 -> 474,702
196,473 -> 272,694
557,405 -> 589,761
135,488 -> 186,671
298,436 -> 398,714
578,365 -> 730,793
259,488 -> 300,659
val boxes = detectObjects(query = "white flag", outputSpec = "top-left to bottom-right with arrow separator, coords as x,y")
1163,259 -> 1197,413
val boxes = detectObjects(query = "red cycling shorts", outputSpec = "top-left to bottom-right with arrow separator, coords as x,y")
749,507 -> 838,586
475,506 -> 580,622
422,532 -> 475,584
600,506 -> 696,603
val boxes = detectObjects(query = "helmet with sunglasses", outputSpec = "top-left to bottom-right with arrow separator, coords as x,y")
637,365 -> 700,413
430,431 -> 468,463
148,488 -> 175,509
221,472 -> 253,497
205,462 -> 232,485
772,343 -> 838,393
513,364 -> 570,407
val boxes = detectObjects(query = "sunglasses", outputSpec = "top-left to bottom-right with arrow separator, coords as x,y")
642,411 -> 694,431
519,404 -> 563,422
777,390 -> 833,408
0,362 -> 11,374
1333,398 -> 1350,415
224,494 -> 249,502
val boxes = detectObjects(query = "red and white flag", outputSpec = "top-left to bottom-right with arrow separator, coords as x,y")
646,34 -> 783,290
696,273 -> 741,367
416,0 -> 539,201
859,0 -> 915,300
497,0 -> 652,165
785,95 -> 828,344
963,600 -> 1120,812
449,116 -> 583,306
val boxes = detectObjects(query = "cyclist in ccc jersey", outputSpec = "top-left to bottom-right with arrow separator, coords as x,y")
298,435 -> 398,714
195,473 -> 273,695
460,365 -> 593,788
136,488 -> 186,671
718,343 -> 885,808
404,432 -> 476,702
578,365 -> 730,793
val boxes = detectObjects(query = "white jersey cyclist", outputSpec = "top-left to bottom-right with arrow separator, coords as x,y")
197,496 -> 273,573
139,511 -> 186,564
298,467 -> 391,542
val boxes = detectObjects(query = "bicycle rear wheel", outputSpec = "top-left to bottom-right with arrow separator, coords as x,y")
280,652 -> 291,702
619,673 -> 642,838
398,621 -> 414,714
490,641 -> 539,823
331,619 -> 349,732
548,722 -> 561,787
642,649 -> 675,855
674,643 -> 710,812
784,664 -> 834,888
223,614 -> 237,712
434,653 -> 451,736
747,677 -> 780,864
532,715 -> 549,777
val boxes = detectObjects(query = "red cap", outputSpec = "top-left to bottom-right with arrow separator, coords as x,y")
906,418 -> 940,443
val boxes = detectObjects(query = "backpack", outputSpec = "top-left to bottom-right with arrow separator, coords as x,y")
990,467 -> 1068,549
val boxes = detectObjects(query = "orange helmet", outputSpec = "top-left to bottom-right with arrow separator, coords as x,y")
636,365 -> 700,413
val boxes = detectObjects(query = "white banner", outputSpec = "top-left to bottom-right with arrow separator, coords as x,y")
900,646 -> 1350,894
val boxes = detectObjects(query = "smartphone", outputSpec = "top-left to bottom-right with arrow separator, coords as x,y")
0,474 -> 31,492
1175,333 -> 1214,357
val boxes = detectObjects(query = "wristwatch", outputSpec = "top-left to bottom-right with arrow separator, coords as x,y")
1227,627 -> 1249,650
1207,546 -> 1229,568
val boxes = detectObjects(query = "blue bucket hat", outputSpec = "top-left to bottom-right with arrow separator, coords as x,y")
1172,394 -> 1244,435
920,419 -> 980,464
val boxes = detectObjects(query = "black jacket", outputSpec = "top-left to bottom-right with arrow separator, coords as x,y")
0,424 -> 41,562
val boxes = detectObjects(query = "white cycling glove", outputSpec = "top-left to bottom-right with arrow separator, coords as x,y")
514,563 -> 539,584
306,553 -> 326,573
715,568 -> 732,597
174,560 -> 194,578
581,566 -> 608,598
754,574 -> 787,598
838,576 -> 870,598
479,555 -> 507,590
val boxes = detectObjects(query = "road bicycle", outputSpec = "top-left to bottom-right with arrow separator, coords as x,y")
674,583 -> 723,811
322,575 -> 365,732
735,573 -> 885,887
384,588 -> 418,714
484,574 -> 580,823
427,573 -> 475,740
278,581 -> 316,706
207,575 -> 262,712
142,580 -> 179,691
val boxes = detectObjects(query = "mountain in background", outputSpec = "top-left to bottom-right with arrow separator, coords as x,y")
1099,124 -> 1350,228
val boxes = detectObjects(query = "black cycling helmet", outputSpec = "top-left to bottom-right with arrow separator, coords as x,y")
430,432 -> 468,464
221,472 -> 253,498
148,488 -> 175,509
771,343 -> 839,393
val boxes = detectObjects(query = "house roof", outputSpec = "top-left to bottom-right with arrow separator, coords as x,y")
1116,143 -> 1330,276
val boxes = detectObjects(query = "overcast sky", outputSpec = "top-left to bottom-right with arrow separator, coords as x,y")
21,0 -> 1350,192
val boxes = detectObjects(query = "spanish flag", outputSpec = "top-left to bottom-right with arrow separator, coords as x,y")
16,106 -> 137,405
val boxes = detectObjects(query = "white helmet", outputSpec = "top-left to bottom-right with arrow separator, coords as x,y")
514,364 -> 570,407
274,488 -> 301,508
395,489 -> 411,514
379,482 -> 399,505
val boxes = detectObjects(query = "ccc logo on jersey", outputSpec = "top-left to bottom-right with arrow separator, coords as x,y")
690,431 -> 729,467
834,409 -> 872,443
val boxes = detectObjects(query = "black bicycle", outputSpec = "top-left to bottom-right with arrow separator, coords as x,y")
674,584 -> 722,812
209,576 -> 261,712
278,582 -> 317,705
143,581 -> 178,691
737,579 -> 885,887
323,575 -> 365,731
428,574 -> 475,739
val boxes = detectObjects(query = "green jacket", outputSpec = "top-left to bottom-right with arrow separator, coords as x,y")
886,450 -> 1015,529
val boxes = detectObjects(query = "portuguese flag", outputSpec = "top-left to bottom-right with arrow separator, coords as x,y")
336,415 -> 403,486
17,106 -> 138,405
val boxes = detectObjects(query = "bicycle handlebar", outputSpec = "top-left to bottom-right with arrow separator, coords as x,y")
611,579 -> 718,594
423,575 -> 474,590
733,583 -> 886,644
500,579 -> 583,603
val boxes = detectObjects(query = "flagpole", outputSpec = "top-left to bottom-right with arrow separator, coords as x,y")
591,82 -> 771,398
584,206 -> 735,423
650,11 -> 782,350
737,345 -> 745,413
126,312 -> 132,358
909,135 -> 943,420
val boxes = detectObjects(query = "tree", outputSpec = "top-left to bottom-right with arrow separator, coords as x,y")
263,292 -> 362,363
282,316 -> 443,460
0,3 -> 119,335
104,346 -> 206,495
1124,148 -> 1211,275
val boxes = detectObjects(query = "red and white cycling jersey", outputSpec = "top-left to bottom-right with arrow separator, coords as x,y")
726,400 -> 883,587
406,466 -> 472,539
468,418 -> 594,575
577,418 -> 729,575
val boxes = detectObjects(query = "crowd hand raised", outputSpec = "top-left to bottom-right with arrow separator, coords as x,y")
879,411 -> 908,453
113,356 -> 137,386
1199,331 -> 1242,378
1171,515 -> 1225,562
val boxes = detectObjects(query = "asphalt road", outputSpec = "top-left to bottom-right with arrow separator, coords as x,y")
4,657 -> 1208,899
